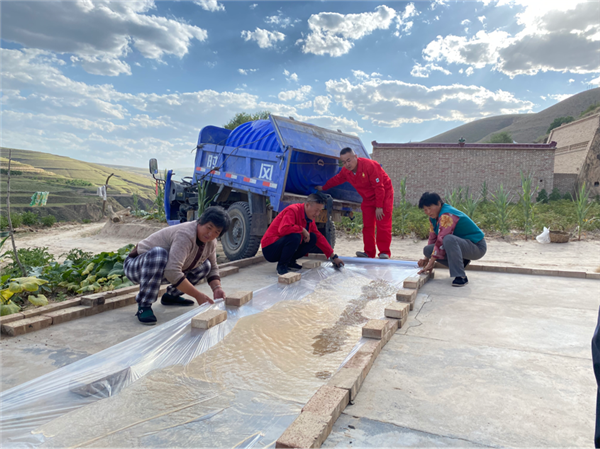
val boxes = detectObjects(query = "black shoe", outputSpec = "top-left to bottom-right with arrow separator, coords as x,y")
136,306 -> 157,325
452,276 -> 469,287
463,259 -> 471,269
288,261 -> 302,271
277,264 -> 289,275
161,293 -> 195,306
356,251 -> 368,258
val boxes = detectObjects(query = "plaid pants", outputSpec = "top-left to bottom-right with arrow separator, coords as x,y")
123,247 -> 212,307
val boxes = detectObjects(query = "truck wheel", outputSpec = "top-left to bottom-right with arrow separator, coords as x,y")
221,202 -> 261,261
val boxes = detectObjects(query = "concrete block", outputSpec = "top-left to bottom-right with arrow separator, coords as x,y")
558,270 -> 586,279
343,351 -> 376,384
2,315 -> 52,336
505,267 -> 531,275
531,269 -> 559,277
191,309 -> 227,329
362,319 -> 386,339
384,302 -> 410,328
302,260 -> 322,269
0,312 -> 25,325
357,339 -> 382,358
113,285 -> 140,295
20,297 -> 83,319
417,272 -> 432,287
44,305 -> 91,325
327,367 -> 363,401
70,367 -> 131,398
396,288 -> 416,311
279,272 -> 302,284
226,291 -> 253,307
587,272 -> 600,280
302,385 -> 349,423
403,276 -> 419,289
466,264 -> 483,271
276,412 -> 332,448
219,266 -> 239,278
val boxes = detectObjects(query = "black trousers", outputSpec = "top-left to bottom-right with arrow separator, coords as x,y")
263,233 -> 318,267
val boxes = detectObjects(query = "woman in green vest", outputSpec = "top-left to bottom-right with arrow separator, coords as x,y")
417,192 -> 486,287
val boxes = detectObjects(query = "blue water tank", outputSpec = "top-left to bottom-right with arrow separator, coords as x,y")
225,120 -> 339,195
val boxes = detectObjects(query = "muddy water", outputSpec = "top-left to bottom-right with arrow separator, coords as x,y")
37,274 -> 397,448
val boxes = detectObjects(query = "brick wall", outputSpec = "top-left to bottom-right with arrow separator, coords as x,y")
372,143 -> 556,205
552,174 -> 578,196
550,114 -> 599,174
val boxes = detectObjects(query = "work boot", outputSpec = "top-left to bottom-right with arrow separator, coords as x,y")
355,251 -> 368,258
287,261 -> 302,271
277,264 -> 289,275
135,306 -> 157,325
379,254 -> 390,259
452,276 -> 469,287
161,293 -> 195,306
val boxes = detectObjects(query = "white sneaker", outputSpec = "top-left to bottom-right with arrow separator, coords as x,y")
379,254 -> 390,259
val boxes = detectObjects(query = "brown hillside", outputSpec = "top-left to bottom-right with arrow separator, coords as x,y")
423,88 -> 600,143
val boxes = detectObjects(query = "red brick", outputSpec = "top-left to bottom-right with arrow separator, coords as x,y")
2,315 -> 52,336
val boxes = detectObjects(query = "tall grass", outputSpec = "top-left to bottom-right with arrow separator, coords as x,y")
396,177 -> 409,238
461,187 -> 481,220
517,171 -> 538,241
491,184 -> 513,236
574,182 -> 592,241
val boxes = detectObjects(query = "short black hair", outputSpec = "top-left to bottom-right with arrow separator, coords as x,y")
418,192 -> 443,209
306,193 -> 327,204
197,206 -> 231,237
340,147 -> 355,156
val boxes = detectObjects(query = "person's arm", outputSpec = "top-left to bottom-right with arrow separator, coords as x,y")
175,278 -> 213,304
418,221 -> 437,268
321,169 -> 347,191
310,222 -> 333,258
431,213 -> 459,260
277,208 -> 304,236
206,244 -> 225,300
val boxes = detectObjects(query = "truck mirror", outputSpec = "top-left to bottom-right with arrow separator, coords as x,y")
149,158 -> 158,175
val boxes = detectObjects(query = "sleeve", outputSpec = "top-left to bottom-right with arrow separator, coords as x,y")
431,213 -> 459,260
366,162 -> 386,208
206,244 -> 220,284
322,169 -> 347,191
310,222 -> 333,258
277,208 -> 304,237
163,232 -> 194,286
427,220 -> 437,246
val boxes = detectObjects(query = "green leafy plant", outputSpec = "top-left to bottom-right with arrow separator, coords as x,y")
224,111 -> 271,130
574,182 -> 592,241
396,177 -> 410,238
491,184 -> 513,236
42,215 -> 56,227
445,187 -> 465,210
563,192 -> 573,201
197,178 -> 218,216
480,181 -> 489,203
82,219 -> 91,224
0,276 -> 49,315
21,211 -> 39,226
461,188 -> 481,220
547,116 -> 574,134
536,188 -> 549,204
518,171 -> 538,241
488,131 -> 512,143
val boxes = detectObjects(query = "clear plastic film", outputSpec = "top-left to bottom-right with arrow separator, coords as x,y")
0,259 -> 418,448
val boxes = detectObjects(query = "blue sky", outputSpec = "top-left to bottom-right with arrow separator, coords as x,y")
1,0 -> 599,171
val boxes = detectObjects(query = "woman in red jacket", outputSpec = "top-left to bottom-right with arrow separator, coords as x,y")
261,193 -> 344,275
317,147 -> 394,259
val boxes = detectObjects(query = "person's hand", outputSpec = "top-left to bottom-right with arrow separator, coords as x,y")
302,228 -> 310,243
418,258 -> 435,274
315,186 -> 323,191
195,291 -> 214,305
417,257 -> 429,268
212,286 -> 226,301
332,257 -> 345,268
375,207 -> 384,220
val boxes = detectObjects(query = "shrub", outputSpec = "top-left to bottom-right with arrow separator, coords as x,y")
488,131 -> 512,143
536,189 -> 548,204
41,215 -> 56,227
21,211 -> 39,226
547,116 -> 574,134
82,219 -> 91,224
0,215 -> 8,231
548,187 -> 562,202
10,213 -> 22,228
563,192 -> 573,201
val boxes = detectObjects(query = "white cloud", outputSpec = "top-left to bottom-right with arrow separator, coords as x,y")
421,0 -> 600,77
478,15 -> 486,24
314,96 -> 332,114
298,5 -> 400,57
238,68 -> 258,75
1,1 -> 208,77
278,85 -> 312,102
461,19 -> 471,25
194,0 -> 224,12
283,69 -> 299,82
241,28 -> 285,49
265,12 -> 300,28
589,76 -> 600,86
430,0 -> 447,10
295,101 -> 313,110
410,63 -> 452,78
249,4 -> 258,9
568,79 -> 575,83
325,76 -> 534,127
543,93 -> 575,102
465,67 -> 474,76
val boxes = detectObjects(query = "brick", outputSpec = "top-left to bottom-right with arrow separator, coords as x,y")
191,309 -> 227,329
308,253 -> 328,261
81,292 -> 107,306
2,315 -> 52,336
225,291 -> 253,307
327,367 -> 363,401
418,271 -> 432,287
362,319 -> 386,339
219,254 -> 265,269
302,385 -> 349,423
0,312 -> 25,325
357,339 -> 382,358
558,270 -> 587,279
302,260 -> 322,269
113,285 -> 140,295
276,412 -> 332,448
385,302 -> 410,328
279,272 -> 301,284
219,266 -> 239,278
344,351 -> 376,384
531,269 -> 559,276
505,267 -> 532,275
587,272 -> 600,280
70,367 -> 131,398
106,292 -> 138,309
381,319 -> 399,345
20,297 -> 83,319
44,305 -> 91,325
396,288 -> 416,311
403,276 -> 419,289
466,264 -> 483,271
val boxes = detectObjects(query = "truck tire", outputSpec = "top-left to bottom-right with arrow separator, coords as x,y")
221,201 -> 261,261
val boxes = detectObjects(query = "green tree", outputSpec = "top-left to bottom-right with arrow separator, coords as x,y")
536,188 -> 548,204
548,187 -> 562,202
547,116 -> 574,134
488,131 -> 513,143
224,111 -> 271,130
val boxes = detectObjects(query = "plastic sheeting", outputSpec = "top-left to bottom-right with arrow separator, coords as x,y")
0,259 -> 418,448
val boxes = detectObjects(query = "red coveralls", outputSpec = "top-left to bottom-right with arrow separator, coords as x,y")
323,158 -> 394,258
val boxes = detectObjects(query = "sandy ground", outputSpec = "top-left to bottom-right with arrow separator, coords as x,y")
8,220 -> 600,272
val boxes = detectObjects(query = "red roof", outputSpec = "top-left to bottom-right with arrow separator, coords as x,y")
372,141 -> 557,150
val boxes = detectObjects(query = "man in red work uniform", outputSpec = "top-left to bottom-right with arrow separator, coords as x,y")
261,193 -> 345,275
317,147 -> 394,259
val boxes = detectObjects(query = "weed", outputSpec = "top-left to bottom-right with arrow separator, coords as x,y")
461,188 -> 481,220
518,171 -> 538,241
21,211 -> 39,226
480,181 -> 489,203
396,177 -> 410,238
491,184 -> 513,235
82,219 -> 91,224
574,182 -> 592,241
41,215 -> 56,227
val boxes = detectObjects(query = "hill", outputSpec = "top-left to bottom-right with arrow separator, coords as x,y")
97,163 -> 193,181
1,148 -> 155,221
423,88 -> 600,143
